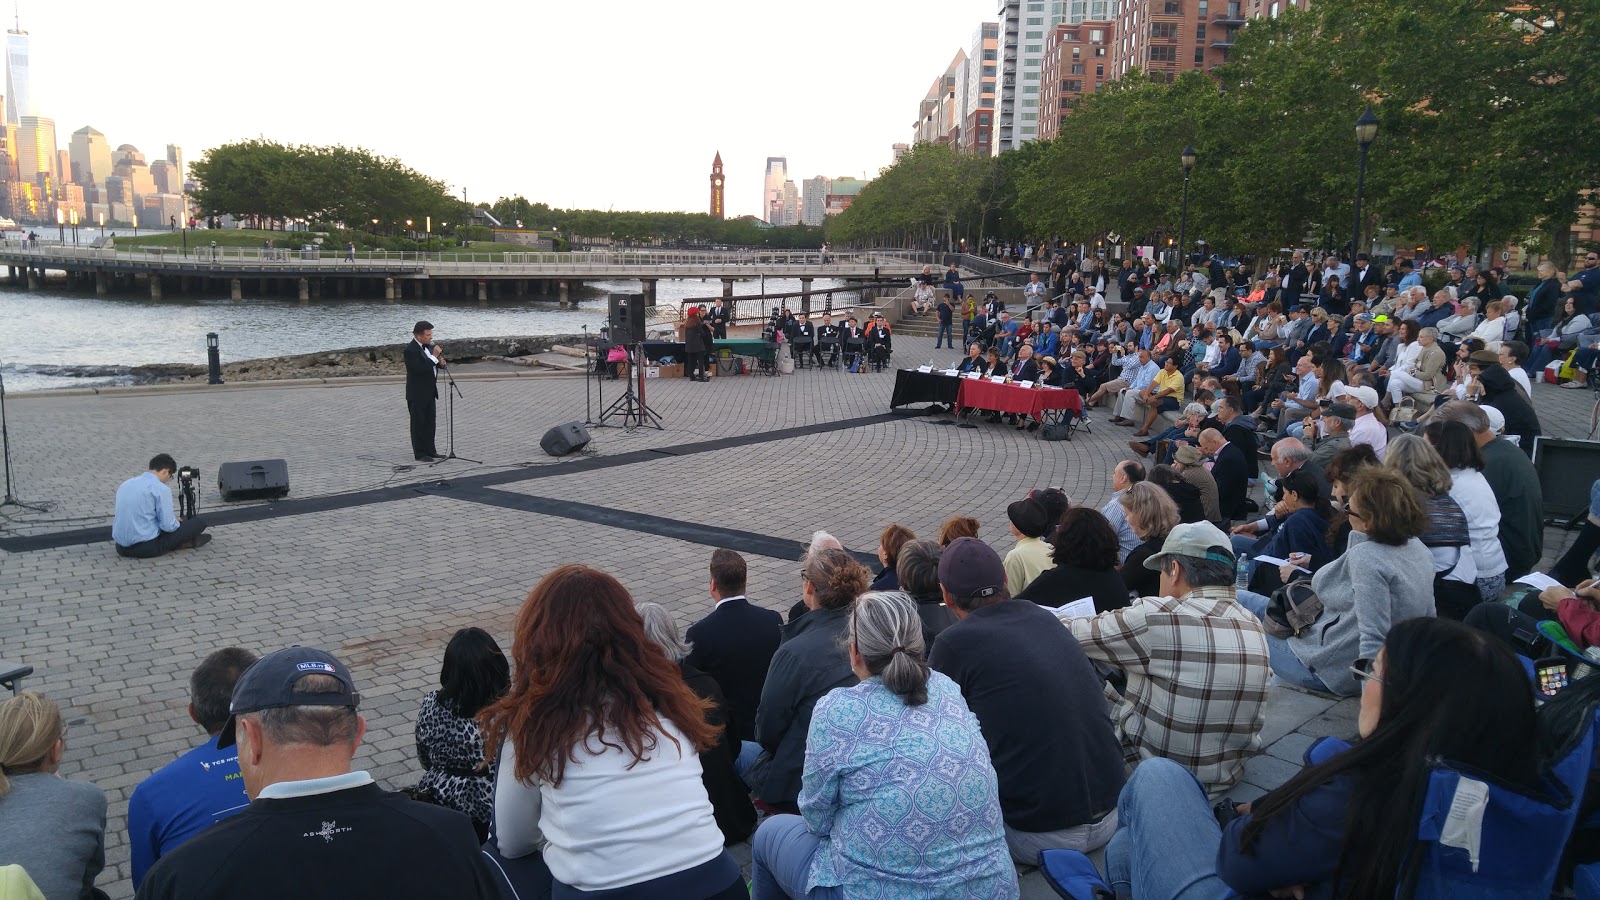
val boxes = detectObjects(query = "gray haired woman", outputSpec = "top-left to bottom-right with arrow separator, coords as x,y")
636,602 -> 756,844
750,592 -> 1018,899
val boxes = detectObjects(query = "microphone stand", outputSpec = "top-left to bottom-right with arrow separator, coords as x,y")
0,360 -> 47,512
582,324 -> 594,425
434,356 -> 480,464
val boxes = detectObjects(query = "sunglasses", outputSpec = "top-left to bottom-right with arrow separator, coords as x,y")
1350,657 -> 1383,685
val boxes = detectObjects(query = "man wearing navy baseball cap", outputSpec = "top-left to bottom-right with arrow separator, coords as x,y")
138,647 -> 496,899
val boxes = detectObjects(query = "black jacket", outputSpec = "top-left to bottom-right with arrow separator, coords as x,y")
686,322 -> 710,353
1211,442 -> 1251,521
1016,564 -> 1130,614
751,607 -> 857,807
909,591 -> 958,651
957,354 -> 988,375
403,339 -> 439,403
137,784 -> 496,899
1478,365 -> 1541,451
679,662 -> 757,845
1221,418 -> 1261,480
1163,479 -> 1208,524
1011,358 -> 1040,382
929,600 -> 1126,831
685,597 -> 783,739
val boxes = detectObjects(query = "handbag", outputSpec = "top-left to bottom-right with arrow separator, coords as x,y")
1560,350 -> 1580,382
1390,396 -> 1420,424
1263,578 -> 1324,639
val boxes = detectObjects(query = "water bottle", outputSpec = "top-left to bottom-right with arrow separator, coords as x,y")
1235,554 -> 1249,588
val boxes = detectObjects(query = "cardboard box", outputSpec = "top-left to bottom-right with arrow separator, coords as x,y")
654,364 -> 685,379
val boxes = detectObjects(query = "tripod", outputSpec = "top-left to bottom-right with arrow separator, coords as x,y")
435,363 -> 480,464
0,362 -> 46,513
598,343 -> 663,430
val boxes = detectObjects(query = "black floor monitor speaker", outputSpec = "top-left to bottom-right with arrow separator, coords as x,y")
609,293 -> 647,344
541,422 -> 591,457
1533,437 -> 1600,521
217,459 -> 290,501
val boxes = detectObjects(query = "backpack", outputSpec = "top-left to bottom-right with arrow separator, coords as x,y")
1041,422 -> 1074,441
1264,579 -> 1324,638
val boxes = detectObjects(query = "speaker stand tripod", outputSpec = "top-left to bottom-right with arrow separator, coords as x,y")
598,344 -> 663,430
434,363 -> 481,464
0,362 -> 46,513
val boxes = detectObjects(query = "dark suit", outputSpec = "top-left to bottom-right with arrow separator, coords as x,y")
1211,442 -> 1251,523
403,338 -> 439,459
684,597 -> 783,740
1349,264 -> 1383,303
1011,357 -> 1040,382
709,304 -> 731,339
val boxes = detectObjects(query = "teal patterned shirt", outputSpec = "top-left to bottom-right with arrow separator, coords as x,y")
799,671 -> 1019,899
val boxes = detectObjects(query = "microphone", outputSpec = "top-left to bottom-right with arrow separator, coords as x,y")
431,344 -> 447,367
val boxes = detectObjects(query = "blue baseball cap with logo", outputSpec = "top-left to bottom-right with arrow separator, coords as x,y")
216,646 -> 360,748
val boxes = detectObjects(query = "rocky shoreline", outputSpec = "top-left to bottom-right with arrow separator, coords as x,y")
133,334 -> 584,385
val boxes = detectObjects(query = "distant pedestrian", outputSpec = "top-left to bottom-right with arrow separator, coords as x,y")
345,242 -> 356,262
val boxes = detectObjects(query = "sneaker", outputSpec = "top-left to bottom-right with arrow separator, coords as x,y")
1562,381 -> 1588,389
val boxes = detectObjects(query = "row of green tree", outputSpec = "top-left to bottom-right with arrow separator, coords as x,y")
827,0 -> 1598,269
484,196 -> 824,248
189,140 -> 461,234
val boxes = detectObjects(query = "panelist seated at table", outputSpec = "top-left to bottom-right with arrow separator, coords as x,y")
1009,345 -> 1040,383
956,344 -> 989,375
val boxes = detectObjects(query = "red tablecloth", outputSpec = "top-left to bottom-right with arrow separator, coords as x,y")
956,379 -> 1083,417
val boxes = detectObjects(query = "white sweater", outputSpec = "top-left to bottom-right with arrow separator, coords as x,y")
494,720 -> 723,891
1449,468 -> 1508,579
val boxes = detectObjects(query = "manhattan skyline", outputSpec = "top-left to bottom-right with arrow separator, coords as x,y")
24,0 -> 995,219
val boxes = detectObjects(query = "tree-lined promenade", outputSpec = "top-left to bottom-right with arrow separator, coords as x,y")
828,0 -> 1598,269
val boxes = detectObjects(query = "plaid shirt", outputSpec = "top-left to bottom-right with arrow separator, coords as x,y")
1062,585 -> 1270,798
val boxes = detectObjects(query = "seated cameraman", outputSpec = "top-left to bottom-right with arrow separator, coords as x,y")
113,454 -> 210,558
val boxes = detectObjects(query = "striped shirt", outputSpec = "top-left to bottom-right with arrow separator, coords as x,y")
1061,585 -> 1270,798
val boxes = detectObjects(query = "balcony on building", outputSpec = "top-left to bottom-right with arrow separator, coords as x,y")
1212,2 -> 1246,24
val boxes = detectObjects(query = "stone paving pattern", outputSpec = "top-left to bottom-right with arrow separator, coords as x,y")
2,330 -> 1592,897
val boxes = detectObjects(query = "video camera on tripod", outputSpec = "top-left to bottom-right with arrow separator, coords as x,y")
762,305 -> 782,343
176,465 -> 200,519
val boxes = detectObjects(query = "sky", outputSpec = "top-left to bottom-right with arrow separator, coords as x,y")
22,0 -> 995,220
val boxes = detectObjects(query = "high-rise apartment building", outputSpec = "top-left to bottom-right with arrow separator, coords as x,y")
1112,0 -> 1262,81
800,176 -> 830,226
4,15 -> 28,126
763,157 -> 788,224
781,180 -> 800,226
913,50 -> 967,146
963,22 -> 999,156
16,115 -> 56,184
995,0 -> 1021,153
69,126 -> 112,186
1038,20 -> 1115,140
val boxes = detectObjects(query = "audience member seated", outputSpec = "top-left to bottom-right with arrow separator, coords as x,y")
752,592 -> 1020,899
1103,460 -> 1147,564
1017,507 -> 1131,614
1106,618 -> 1537,899
1107,350 -> 1161,425
1552,479 -> 1600,589
1384,434 -> 1481,620
1118,482 -> 1181,598
1129,401 -> 1206,462
1172,445 -> 1222,526
412,628 -> 507,842
112,452 -> 209,558
1237,468 -> 1435,696
1128,355 -> 1186,438
787,531 -> 845,623
638,603 -> 757,846
482,568 -> 744,898
930,539 -> 1129,863
1236,469 -> 1334,595
937,515 -> 980,547
750,549 -> 868,813
1436,401 -> 1544,582
1200,428 -> 1252,525
0,691 -> 106,900
1424,420 -> 1508,606
1003,497 -> 1054,593
869,524 -> 914,591
896,539 -> 958,647
686,548 -> 783,742
1150,464 -> 1207,525
129,647 -> 258,888
141,647 -> 494,898
1062,522 -> 1270,797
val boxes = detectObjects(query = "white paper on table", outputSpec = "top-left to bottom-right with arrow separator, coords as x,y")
1255,555 -> 1310,574
989,375 -> 1007,383
1055,596 -> 1098,618
944,369 -> 960,376
1017,380 -> 1035,388
917,365 -> 933,373
1515,572 -> 1564,592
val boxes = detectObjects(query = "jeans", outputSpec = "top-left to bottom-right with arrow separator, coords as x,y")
962,319 -> 973,347
1104,759 -> 1233,900
1235,590 -> 1332,692
736,740 -> 762,782
1230,534 -> 1262,583
936,321 -> 954,348
751,815 -> 845,900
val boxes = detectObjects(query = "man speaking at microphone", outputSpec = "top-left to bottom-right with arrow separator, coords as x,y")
404,320 -> 447,462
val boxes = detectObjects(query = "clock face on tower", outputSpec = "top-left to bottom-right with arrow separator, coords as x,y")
710,153 -> 726,219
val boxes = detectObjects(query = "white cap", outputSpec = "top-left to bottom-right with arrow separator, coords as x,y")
1334,384 -> 1381,410
1482,405 -> 1506,435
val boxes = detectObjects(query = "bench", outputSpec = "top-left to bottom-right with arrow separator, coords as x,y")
0,660 -> 32,695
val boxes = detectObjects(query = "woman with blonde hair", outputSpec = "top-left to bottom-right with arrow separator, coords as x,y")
1117,482 -> 1181,598
0,691 -> 107,900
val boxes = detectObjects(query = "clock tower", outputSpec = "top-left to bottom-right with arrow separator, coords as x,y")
709,152 -> 725,220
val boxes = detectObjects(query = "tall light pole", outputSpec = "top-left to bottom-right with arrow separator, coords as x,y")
1177,146 -> 1196,273
1351,108 -> 1379,263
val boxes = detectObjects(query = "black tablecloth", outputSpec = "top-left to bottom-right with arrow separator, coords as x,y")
891,369 -> 961,408
642,341 -> 687,363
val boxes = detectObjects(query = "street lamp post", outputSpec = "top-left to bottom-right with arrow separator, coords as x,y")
98,212 -> 105,238
1178,146 -> 1196,274
1351,108 -> 1379,262
57,207 -> 65,243
70,209 -> 78,245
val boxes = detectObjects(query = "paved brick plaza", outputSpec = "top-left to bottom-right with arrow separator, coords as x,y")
2,331 -> 1591,897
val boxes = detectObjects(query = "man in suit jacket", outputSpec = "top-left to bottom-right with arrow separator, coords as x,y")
709,299 -> 732,339
685,549 -> 782,739
403,321 -> 444,462
1349,253 -> 1384,304
1010,343 -> 1040,382
816,315 -> 840,366
1200,428 -> 1250,525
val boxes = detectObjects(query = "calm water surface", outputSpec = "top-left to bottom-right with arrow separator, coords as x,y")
0,277 -> 854,391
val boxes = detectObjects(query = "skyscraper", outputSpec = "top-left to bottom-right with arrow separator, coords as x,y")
4,13 -> 27,126
709,151 -> 725,219
16,114 -> 55,184
781,180 -> 800,227
166,144 -> 184,179
964,22 -> 999,156
69,126 -> 112,186
763,157 -> 787,224
800,177 -> 830,226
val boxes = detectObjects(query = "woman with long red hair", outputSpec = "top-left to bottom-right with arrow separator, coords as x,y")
482,565 -> 745,898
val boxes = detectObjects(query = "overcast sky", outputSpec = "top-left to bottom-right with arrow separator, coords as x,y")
24,0 -> 994,219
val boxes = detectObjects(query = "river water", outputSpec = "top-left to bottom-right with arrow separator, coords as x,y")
0,277 -> 856,392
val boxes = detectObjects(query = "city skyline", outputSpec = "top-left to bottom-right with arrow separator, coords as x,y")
21,0 -> 996,220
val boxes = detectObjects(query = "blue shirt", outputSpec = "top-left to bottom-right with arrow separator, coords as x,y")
1573,267 -> 1600,314
112,471 -> 180,546
800,673 -> 1018,898
127,738 -> 250,887
1397,271 -> 1422,290
1129,360 -> 1161,392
